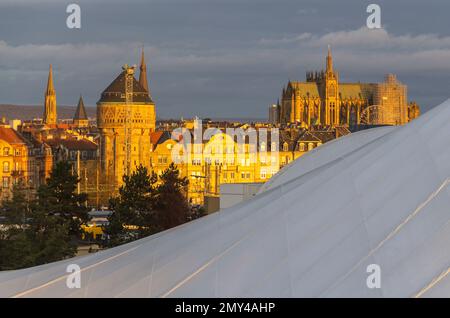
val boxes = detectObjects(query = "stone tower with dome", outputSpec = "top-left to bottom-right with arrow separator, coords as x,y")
97,49 -> 156,193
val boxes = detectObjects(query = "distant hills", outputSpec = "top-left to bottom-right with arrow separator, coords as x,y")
0,104 -> 266,123
0,104 -> 96,121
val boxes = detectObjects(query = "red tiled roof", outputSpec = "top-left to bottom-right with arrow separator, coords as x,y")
46,138 -> 98,151
150,131 -> 164,145
0,127 -> 28,145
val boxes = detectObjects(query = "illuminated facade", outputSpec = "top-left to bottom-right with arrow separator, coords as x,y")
0,127 -> 34,200
276,47 -> 420,127
43,65 -> 57,126
97,49 -> 156,195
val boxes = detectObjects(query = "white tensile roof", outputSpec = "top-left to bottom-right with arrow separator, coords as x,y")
2,99 -> 450,297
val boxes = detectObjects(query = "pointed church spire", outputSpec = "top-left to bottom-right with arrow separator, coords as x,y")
139,47 -> 149,93
43,64 -> 57,125
47,64 -> 55,94
326,45 -> 333,72
74,95 -> 87,120
73,95 -> 88,127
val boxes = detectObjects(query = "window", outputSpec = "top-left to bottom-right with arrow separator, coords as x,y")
283,143 -> 288,152
3,147 -> 9,156
260,142 -> 266,152
15,149 -> 21,156
271,142 -> 277,151
230,172 -> 235,179
2,177 -> 9,188
158,156 -> 168,164
308,143 -> 314,151
299,143 -> 305,152
260,169 -> 266,179
3,161 -> 10,173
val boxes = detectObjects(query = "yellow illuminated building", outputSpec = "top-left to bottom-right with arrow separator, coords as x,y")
150,130 -> 281,204
97,49 -> 156,197
0,126 -> 35,200
276,47 -> 420,127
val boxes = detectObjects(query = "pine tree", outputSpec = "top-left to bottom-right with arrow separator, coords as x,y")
0,183 -> 33,270
104,165 -> 157,246
37,161 -> 88,237
154,162 -> 190,230
0,161 -> 86,270
105,163 -> 191,247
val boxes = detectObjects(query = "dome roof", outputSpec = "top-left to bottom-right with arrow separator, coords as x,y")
97,70 -> 153,104
3,99 -> 450,297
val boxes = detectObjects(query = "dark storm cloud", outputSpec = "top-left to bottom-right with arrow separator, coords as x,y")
0,0 -> 449,118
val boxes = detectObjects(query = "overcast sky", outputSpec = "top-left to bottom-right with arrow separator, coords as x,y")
1,0 -> 450,118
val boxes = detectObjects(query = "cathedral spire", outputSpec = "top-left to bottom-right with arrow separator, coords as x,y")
326,45 -> 333,73
74,95 -> 87,120
139,47 -> 149,93
43,64 -> 57,125
73,95 -> 88,127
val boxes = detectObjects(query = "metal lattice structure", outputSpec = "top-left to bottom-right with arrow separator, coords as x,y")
123,64 -> 135,176
360,104 -> 384,125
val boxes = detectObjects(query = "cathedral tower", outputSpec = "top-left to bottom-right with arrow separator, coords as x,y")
43,64 -> 57,125
324,46 -> 339,126
97,63 -> 156,194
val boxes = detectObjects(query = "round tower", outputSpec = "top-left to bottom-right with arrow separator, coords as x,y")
97,58 -> 156,193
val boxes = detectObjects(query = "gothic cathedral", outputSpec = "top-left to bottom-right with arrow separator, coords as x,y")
277,47 -> 419,127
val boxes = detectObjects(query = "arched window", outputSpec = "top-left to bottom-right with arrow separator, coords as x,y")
299,143 -> 305,152
308,143 -> 314,151
283,142 -> 289,152
271,142 -> 277,151
3,161 -> 10,173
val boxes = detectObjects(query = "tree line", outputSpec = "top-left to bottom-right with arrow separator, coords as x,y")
0,161 -> 204,270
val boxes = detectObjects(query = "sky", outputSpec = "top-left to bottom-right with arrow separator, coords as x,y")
0,0 -> 450,119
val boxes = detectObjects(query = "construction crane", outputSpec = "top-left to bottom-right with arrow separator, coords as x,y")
122,64 -> 136,176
